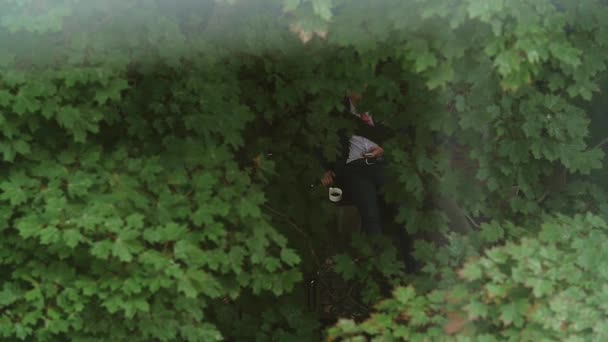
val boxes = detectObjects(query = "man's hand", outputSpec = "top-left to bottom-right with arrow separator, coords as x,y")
366,146 -> 384,158
321,170 -> 335,187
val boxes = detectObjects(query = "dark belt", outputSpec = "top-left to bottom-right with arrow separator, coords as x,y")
347,156 -> 385,166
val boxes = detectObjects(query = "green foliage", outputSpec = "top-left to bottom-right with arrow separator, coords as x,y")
329,214 -> 608,341
333,234 -> 407,304
0,0 -> 607,340
212,294 -> 321,342
0,1 -> 305,340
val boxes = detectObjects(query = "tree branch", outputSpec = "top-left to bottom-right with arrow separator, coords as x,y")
262,203 -> 321,268
464,213 -> 480,228
594,136 -> 608,149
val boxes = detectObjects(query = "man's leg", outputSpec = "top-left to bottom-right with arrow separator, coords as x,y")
344,166 -> 382,235
371,164 -> 418,273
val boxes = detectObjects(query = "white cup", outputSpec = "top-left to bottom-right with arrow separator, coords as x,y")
328,187 -> 343,202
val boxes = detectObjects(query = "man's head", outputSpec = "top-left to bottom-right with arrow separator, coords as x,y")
347,91 -> 362,104
346,83 -> 368,105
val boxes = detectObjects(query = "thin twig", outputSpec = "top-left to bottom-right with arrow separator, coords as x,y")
594,136 -> 608,150
261,203 -> 321,268
262,204 -> 308,236
537,190 -> 549,203
464,213 -> 481,228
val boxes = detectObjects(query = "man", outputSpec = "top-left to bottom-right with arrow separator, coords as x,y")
319,93 -> 391,235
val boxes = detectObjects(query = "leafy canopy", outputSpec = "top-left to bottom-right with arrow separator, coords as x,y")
1,0 -> 608,340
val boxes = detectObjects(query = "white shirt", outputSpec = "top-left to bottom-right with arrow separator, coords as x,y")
345,99 -> 379,164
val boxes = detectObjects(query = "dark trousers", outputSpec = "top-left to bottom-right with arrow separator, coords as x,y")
343,161 -> 387,235
343,161 -> 417,272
